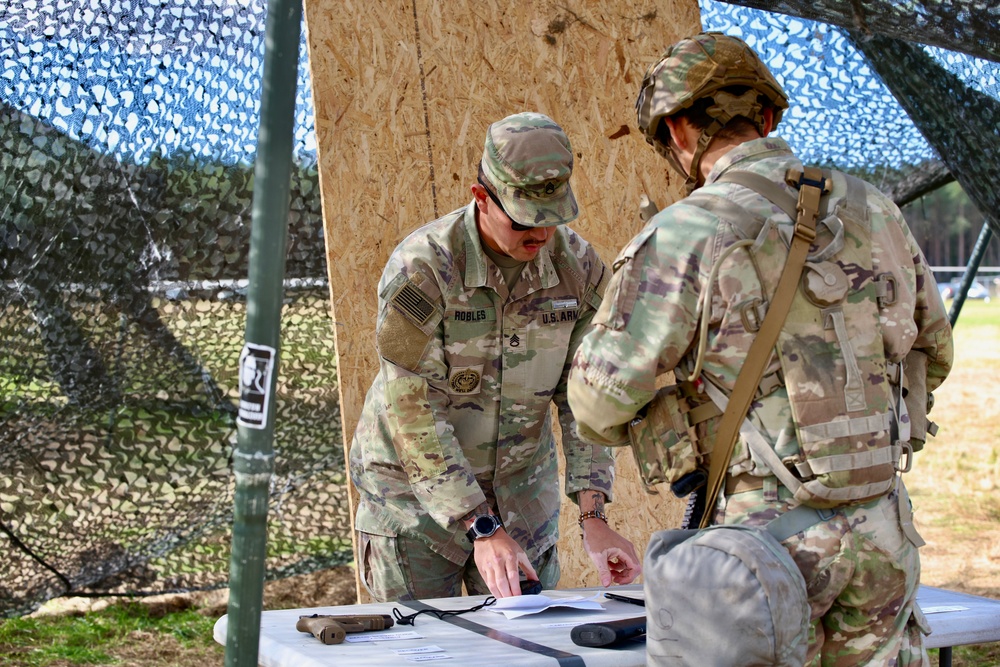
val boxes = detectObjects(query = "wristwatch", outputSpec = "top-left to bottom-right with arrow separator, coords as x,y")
465,514 -> 504,542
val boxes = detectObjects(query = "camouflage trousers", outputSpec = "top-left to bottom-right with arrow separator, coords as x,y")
358,529 -> 560,602
721,482 -> 929,667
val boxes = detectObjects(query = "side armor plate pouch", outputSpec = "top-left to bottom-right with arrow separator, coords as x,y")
644,525 -> 810,667
627,385 -> 701,492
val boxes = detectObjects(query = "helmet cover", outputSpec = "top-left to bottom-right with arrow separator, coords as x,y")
635,32 -> 789,189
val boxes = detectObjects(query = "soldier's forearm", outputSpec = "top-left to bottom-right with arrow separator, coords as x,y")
578,489 -> 606,514
578,490 -> 610,531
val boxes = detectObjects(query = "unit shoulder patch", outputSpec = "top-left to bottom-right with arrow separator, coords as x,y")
377,307 -> 432,372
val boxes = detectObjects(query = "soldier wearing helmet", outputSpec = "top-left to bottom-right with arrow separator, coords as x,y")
350,111 -> 641,603
634,31 -> 789,194
568,33 -> 952,665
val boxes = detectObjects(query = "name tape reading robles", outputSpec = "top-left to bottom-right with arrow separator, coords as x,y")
237,342 -> 276,429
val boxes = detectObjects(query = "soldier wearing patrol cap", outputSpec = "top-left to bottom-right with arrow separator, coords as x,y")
568,33 -> 953,665
350,111 -> 641,602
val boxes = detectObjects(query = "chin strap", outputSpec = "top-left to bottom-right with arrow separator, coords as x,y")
393,596 -> 496,626
681,90 -> 770,194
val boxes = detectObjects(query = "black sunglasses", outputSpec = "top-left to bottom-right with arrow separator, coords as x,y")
477,176 -> 533,232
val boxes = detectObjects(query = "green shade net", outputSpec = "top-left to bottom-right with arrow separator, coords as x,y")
849,31 -> 1000,235
719,0 -> 1000,235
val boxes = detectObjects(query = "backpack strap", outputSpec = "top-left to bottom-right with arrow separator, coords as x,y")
767,504 -> 837,542
718,169 -> 844,261
837,172 -> 870,227
699,167 -> 831,528
716,170 -> 800,222
684,191 -> 769,241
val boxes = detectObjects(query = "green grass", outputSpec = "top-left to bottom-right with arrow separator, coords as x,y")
0,602 -> 219,666
929,645 -> 1000,667
910,297 -> 1000,665
4,603 -> 996,667
910,298 -> 999,517
947,296 -> 999,328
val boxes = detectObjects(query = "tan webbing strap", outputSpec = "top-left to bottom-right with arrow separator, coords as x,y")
897,479 -> 926,547
699,166 -> 828,528
717,171 -> 799,222
684,191 -> 769,241
687,401 -> 722,425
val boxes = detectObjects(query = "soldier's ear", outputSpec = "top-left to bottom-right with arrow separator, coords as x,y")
663,116 -> 693,152
471,183 -> 489,209
761,107 -> 774,136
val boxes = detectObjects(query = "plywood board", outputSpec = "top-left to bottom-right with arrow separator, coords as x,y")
303,0 -> 702,601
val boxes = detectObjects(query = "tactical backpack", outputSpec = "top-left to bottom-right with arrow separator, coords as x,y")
707,167 -> 910,509
627,166 -> 928,516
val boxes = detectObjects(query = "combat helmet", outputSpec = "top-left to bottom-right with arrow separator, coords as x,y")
635,32 -> 789,192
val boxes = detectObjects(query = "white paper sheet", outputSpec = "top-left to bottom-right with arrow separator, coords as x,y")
487,594 -> 605,619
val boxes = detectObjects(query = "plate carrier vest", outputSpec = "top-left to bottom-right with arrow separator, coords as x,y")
686,168 -> 911,510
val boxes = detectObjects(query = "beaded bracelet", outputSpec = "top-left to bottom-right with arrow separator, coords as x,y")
578,510 -> 608,527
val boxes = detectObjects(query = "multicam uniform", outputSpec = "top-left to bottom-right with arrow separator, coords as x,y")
568,136 -> 953,666
351,202 -> 611,600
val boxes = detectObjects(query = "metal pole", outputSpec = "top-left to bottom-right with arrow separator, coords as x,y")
948,223 -> 994,327
224,0 -> 302,665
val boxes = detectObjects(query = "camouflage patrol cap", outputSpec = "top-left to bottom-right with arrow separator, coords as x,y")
480,112 -> 578,227
635,32 -> 789,160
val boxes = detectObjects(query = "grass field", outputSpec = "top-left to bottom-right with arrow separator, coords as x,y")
910,299 -> 1000,600
1,302 -> 997,666
907,299 -> 1000,666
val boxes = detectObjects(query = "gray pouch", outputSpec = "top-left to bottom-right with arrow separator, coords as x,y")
644,525 -> 810,667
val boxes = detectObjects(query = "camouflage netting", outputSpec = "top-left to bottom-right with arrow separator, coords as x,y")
1,0 -> 998,617
848,32 -> 1000,236
725,0 -> 1000,64
706,0 -> 1000,262
0,0 -> 348,618
718,0 -> 1000,236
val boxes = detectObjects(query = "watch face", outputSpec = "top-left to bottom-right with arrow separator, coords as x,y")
472,514 -> 500,538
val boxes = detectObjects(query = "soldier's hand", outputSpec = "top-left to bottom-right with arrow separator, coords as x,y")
472,529 -> 538,599
581,519 -> 642,586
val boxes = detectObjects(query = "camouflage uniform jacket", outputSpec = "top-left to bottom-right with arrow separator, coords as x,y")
568,137 -> 953,479
351,202 -> 613,565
